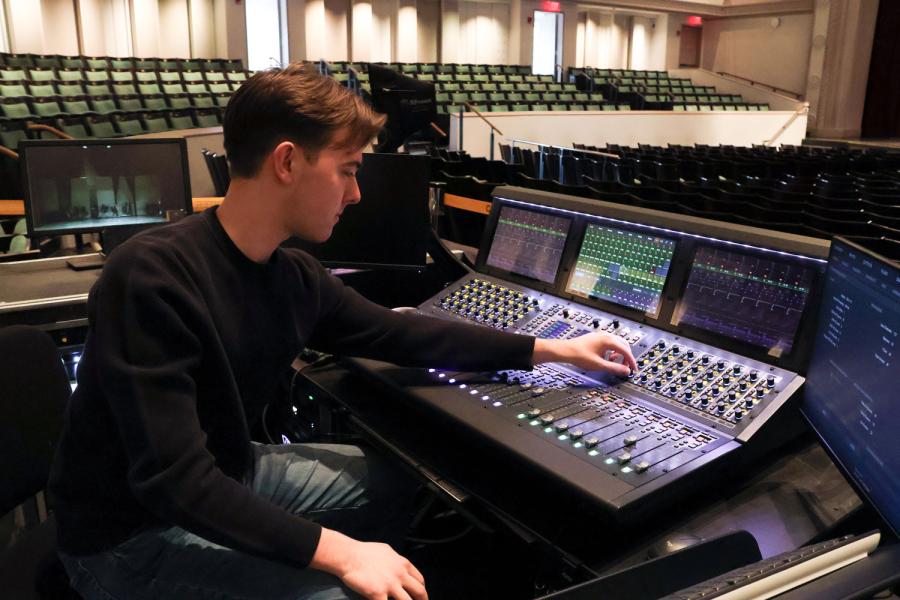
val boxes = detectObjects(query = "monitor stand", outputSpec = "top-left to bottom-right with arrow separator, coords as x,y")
66,234 -> 106,271
66,254 -> 105,271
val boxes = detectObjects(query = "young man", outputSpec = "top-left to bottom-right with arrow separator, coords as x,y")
48,64 -> 637,600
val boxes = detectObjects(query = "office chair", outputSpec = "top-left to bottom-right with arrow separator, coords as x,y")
0,325 -> 80,599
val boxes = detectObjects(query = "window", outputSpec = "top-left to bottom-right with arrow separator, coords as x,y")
245,0 -> 289,71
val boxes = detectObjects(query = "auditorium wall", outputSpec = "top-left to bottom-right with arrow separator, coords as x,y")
700,12 -> 814,97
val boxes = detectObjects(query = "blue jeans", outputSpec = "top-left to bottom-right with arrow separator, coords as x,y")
60,443 -> 419,600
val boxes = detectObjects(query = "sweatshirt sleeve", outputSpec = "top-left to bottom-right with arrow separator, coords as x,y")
305,260 -> 535,371
91,246 -> 322,567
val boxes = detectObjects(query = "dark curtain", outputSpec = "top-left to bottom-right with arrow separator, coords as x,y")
861,1 -> 900,138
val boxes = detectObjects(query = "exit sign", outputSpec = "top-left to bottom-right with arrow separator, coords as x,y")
541,1 -> 561,12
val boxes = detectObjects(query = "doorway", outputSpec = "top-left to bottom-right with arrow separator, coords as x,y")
533,10 -> 563,78
679,25 -> 701,67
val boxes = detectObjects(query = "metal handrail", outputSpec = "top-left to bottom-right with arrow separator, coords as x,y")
763,102 -> 810,146
715,71 -> 802,100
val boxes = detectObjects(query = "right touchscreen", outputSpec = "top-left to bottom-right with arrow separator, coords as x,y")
672,245 -> 816,355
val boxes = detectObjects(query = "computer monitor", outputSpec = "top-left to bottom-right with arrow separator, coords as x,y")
565,223 -> 675,317
802,237 -> 900,536
483,204 -> 572,285
368,64 -> 437,153
672,245 -> 818,357
19,138 -> 193,238
284,153 -> 430,270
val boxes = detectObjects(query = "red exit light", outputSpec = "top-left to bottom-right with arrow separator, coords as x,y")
541,1 -> 561,12
686,15 -> 703,26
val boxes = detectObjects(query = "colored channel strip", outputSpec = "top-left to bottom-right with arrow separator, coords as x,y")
437,279 -> 540,329
629,340 -> 779,424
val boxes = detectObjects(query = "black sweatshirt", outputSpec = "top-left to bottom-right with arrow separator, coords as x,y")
47,207 -> 535,568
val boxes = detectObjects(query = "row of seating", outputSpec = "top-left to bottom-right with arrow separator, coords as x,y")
0,51 -> 243,72
1,108 -> 223,147
324,61 -> 533,75
1,91 -> 228,120
0,66 -> 250,85
430,150 -> 900,260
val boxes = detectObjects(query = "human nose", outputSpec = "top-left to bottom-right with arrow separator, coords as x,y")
345,175 -> 361,205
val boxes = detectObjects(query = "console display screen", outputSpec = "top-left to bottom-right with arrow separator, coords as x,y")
485,205 -> 571,284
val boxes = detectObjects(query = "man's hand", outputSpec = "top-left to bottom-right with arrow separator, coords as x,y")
311,528 -> 427,600
532,332 -> 638,377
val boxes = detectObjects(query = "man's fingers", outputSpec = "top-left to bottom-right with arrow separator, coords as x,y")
596,358 -> 631,377
389,585 -> 412,600
405,561 -> 425,585
403,573 -> 429,600
598,335 -> 638,371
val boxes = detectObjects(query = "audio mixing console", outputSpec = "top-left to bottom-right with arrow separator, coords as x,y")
345,187 -> 831,517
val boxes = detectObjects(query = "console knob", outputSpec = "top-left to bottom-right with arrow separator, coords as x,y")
672,345 -> 681,354
728,390 -> 737,401
680,374 -> 689,383
732,365 -> 742,375
640,373 -> 649,383
716,359 -> 726,371
686,350 -> 695,359
653,380 -> 662,389
657,340 -> 666,349
749,370 -> 759,382
739,381 -> 748,392
701,355 -> 711,365
592,319 -> 600,328
744,398 -> 754,409
563,309 -> 570,318
700,396 -> 709,406
766,375 -> 776,387
695,381 -> 704,390
716,401 -> 726,413
691,364 -> 700,374
651,365 -> 660,374
612,320 -> 620,329
684,390 -> 694,400
532,298 -> 540,306
722,375 -> 731,385
669,383 -> 678,393
756,387 -> 766,398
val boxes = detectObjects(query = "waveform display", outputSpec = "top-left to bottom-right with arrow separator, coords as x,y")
567,224 -> 675,313
485,206 -> 571,284
675,246 -> 815,353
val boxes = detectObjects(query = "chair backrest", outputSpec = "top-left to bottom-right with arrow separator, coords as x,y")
0,326 -> 70,515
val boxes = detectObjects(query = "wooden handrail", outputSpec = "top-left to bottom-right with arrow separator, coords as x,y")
26,123 -> 73,140
0,145 -> 18,160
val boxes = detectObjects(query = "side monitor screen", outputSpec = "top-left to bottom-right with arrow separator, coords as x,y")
485,205 -> 571,284
566,223 -> 675,315
673,246 -> 816,355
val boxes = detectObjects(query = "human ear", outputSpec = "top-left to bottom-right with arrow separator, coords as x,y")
271,141 -> 297,184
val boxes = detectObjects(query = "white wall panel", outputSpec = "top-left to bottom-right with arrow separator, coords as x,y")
352,0 -> 373,61
131,0 -> 162,57
450,110 -> 808,158
41,0 -> 79,55
371,0 -> 394,62
457,1 -> 508,64
630,15 -> 650,70
158,0 -> 191,57
324,0 -> 349,60
190,0 -> 216,58
396,0 -> 417,62
417,0 -> 439,62
6,0 -> 45,53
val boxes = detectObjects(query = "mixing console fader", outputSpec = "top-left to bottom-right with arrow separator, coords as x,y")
345,188 -> 826,518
